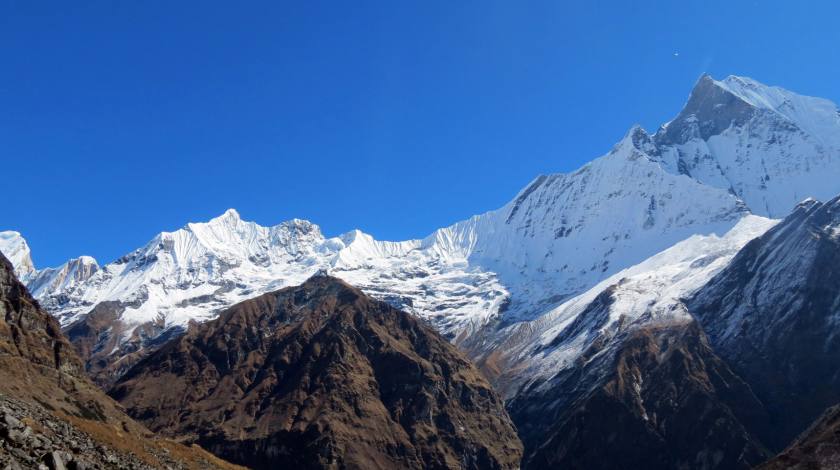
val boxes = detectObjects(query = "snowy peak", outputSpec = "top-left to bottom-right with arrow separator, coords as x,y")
0,230 -> 100,305
0,231 -> 36,280
787,194 -> 840,236
27,255 -> 100,299
137,210 -> 329,271
659,74 -> 840,147
649,74 -> 840,218
215,207 -> 241,221
657,74 -> 758,144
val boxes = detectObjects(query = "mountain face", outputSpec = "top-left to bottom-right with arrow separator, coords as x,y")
0,250 -> 82,378
0,253 -> 242,469
654,75 -> 840,218
27,255 -> 99,301
509,322 -> 772,470
463,215 -> 778,468
464,214 -> 777,397
8,74 -> 837,385
109,275 -> 523,470
689,195 -> 840,449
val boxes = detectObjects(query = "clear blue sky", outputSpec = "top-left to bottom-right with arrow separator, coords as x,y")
2,1 -> 839,267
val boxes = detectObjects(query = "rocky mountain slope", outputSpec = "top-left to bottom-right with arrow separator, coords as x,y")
7,74 -> 839,387
458,214 -> 777,468
759,403 -> 840,470
486,192 -> 840,468
0,252 -> 243,470
110,274 -> 523,470
509,322 -> 772,469
689,195 -> 840,450
464,214 -> 777,398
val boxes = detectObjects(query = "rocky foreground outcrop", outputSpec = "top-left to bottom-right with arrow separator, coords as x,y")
0,393 -> 238,470
0,253 -> 242,470
111,274 -> 523,470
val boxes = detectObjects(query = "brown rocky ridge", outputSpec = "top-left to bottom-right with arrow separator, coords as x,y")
110,273 -> 523,470
0,253 -> 243,470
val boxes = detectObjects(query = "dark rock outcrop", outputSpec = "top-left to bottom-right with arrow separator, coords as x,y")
110,275 -> 523,470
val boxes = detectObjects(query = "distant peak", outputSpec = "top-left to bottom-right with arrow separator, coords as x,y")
218,208 -> 241,220
656,73 -> 759,144
73,255 -> 99,267
695,72 -> 715,85
721,74 -> 761,87
279,218 -> 316,230
625,124 -> 652,145
0,230 -> 36,277
196,208 -> 243,229
0,230 -> 24,240
339,229 -> 369,245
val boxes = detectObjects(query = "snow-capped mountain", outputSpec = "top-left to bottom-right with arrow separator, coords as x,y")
469,214 -> 777,397
0,231 -> 35,280
689,195 -> 840,449
430,125 -> 746,325
3,74 -> 839,389
27,256 -> 99,299
654,74 -> 840,217
477,213 -> 780,468
36,209 -> 506,336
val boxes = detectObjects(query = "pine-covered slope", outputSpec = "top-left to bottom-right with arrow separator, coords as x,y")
110,275 -> 523,470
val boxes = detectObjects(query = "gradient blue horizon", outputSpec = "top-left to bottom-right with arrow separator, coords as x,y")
2,1 -> 840,268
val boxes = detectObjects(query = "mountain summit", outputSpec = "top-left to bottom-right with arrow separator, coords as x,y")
653,74 -> 840,217
0,231 -> 35,280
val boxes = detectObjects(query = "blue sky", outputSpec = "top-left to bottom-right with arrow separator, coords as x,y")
2,1 -> 840,267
